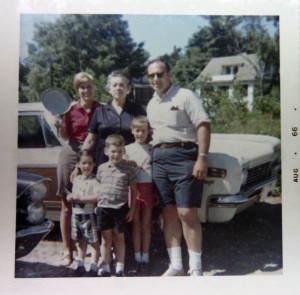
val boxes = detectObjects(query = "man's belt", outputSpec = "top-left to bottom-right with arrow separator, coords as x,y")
155,142 -> 197,149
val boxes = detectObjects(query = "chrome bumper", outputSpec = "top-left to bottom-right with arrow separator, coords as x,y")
210,176 -> 278,206
15,219 -> 54,258
16,220 -> 54,239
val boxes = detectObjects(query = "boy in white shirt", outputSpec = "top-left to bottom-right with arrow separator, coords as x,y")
66,149 -> 100,276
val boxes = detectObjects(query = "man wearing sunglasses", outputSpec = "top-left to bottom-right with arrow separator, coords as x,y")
146,58 -> 211,276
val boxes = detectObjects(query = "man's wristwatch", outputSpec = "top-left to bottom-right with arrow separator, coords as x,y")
199,152 -> 208,158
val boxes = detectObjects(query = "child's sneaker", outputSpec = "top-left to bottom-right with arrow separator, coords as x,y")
134,262 -> 142,276
139,262 -> 150,276
98,268 -> 111,277
74,266 -> 86,277
162,266 -> 184,276
84,269 -> 98,277
188,269 -> 203,276
115,270 -> 125,277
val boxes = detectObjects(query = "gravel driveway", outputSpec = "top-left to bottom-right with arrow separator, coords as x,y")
15,195 -> 282,277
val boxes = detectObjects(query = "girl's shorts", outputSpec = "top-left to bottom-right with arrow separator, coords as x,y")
136,183 -> 156,209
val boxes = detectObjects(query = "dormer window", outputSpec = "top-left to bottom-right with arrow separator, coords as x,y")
222,65 -> 240,75
224,66 -> 231,74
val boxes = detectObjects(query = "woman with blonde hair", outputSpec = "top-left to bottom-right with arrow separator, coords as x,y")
56,72 -> 101,266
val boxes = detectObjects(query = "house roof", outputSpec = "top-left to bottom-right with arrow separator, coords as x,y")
199,53 -> 259,82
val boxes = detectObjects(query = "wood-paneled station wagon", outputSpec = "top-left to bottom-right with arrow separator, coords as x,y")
18,102 -> 281,223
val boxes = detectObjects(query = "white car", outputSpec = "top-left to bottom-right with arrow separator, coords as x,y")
200,133 -> 280,222
18,103 -> 281,223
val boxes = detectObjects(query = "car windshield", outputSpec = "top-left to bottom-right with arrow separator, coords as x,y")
18,114 -> 62,148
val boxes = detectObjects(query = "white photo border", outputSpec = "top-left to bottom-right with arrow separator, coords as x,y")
1,0 -> 299,294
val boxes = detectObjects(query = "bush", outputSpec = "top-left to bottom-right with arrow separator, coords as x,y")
191,79 -> 280,138
254,86 -> 280,119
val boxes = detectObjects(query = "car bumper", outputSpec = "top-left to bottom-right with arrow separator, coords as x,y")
15,219 -> 54,258
207,176 -> 278,223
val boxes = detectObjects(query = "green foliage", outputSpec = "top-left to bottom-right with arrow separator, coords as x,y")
162,15 -> 281,139
163,15 -> 279,97
254,86 -> 280,119
191,78 -> 280,138
212,108 -> 280,139
161,46 -> 182,68
94,74 -> 111,103
23,14 -> 149,102
27,65 -> 52,102
171,47 -> 209,86
19,61 -> 31,102
208,91 -> 250,133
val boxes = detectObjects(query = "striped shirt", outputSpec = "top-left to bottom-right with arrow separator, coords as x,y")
96,161 -> 137,209
147,85 -> 210,145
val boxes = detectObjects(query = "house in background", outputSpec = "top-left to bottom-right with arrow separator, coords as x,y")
129,76 -> 154,108
198,53 -> 259,111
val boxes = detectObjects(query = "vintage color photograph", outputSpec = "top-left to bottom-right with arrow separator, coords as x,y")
1,1 -> 299,295
16,13 -> 282,278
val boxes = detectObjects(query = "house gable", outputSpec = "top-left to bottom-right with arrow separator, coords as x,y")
200,53 -> 259,82
198,53 -> 259,111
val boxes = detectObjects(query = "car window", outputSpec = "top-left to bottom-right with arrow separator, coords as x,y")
18,115 -> 46,148
18,115 -> 61,148
42,117 -> 62,147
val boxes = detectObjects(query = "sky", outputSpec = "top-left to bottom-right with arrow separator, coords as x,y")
20,14 -> 275,61
122,15 -> 208,58
20,14 -> 209,60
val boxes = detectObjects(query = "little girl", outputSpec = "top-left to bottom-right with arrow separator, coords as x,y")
66,149 -> 100,276
124,116 -> 156,276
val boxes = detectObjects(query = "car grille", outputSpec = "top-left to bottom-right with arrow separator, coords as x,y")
244,162 -> 272,187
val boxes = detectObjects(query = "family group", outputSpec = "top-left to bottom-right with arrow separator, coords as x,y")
55,58 -> 211,277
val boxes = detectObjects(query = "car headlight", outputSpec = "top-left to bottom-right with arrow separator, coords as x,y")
207,167 -> 227,178
29,180 -> 49,202
27,202 -> 46,224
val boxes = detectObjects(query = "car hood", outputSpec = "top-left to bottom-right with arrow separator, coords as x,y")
209,134 -> 280,168
17,172 -> 47,198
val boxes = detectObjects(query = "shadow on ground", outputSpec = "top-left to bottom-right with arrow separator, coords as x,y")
15,261 -> 77,278
125,200 -> 282,276
15,198 -> 282,277
201,201 -> 282,275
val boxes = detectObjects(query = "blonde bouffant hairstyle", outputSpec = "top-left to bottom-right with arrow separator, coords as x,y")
73,72 -> 95,91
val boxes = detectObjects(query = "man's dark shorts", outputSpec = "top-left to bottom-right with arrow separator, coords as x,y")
96,204 -> 129,233
152,145 -> 203,208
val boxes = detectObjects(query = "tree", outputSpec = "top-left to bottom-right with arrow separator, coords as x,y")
241,16 -> 279,95
167,15 -> 279,95
199,16 -> 244,57
168,16 -> 245,86
27,65 -> 52,101
24,14 -> 149,102
171,47 -> 208,87
161,46 -> 182,68
19,61 -> 30,102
